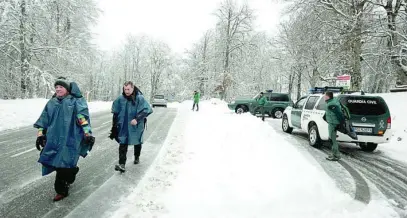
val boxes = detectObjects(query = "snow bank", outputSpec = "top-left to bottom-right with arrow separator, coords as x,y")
111,100 -> 397,218
0,98 -> 112,131
375,92 -> 407,163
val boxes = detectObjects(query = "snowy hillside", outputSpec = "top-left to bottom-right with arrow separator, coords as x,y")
110,100 -> 398,218
0,98 -> 112,132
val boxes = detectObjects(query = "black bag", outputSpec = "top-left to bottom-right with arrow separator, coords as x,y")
337,102 -> 358,140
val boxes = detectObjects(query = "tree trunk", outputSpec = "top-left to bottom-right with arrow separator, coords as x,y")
288,72 -> 294,96
350,26 -> 363,90
19,0 -> 29,98
296,71 -> 302,101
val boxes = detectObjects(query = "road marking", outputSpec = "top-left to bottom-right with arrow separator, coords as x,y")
11,148 -> 37,158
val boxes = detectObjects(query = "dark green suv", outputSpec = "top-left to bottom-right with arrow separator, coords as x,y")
227,91 -> 293,118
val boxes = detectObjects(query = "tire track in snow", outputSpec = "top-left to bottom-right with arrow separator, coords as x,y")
268,120 -> 371,203
337,148 -> 407,217
268,119 -> 407,217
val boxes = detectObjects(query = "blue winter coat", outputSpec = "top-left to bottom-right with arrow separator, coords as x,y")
112,92 -> 153,145
34,82 -> 92,176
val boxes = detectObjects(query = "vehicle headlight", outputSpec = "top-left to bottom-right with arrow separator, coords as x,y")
231,101 -> 235,104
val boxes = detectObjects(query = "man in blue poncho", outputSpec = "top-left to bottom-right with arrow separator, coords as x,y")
109,81 -> 153,173
34,77 -> 95,201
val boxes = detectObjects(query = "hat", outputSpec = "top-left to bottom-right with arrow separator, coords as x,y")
54,77 -> 71,92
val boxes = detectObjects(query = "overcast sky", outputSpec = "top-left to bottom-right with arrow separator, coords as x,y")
91,0 -> 284,54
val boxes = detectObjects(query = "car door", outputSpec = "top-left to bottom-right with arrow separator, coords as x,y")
301,96 -> 320,131
291,96 -> 308,128
264,93 -> 276,113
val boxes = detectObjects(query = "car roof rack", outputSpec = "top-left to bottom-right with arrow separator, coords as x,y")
309,86 -> 366,95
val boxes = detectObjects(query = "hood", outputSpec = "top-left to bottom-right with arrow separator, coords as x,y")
70,82 -> 83,98
51,81 -> 83,99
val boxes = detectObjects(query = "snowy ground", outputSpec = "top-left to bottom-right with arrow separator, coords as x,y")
0,98 -> 112,131
374,92 -> 407,163
110,100 -> 398,218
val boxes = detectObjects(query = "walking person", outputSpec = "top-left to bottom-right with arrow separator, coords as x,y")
323,91 -> 345,161
192,91 -> 200,111
34,77 -> 95,201
109,81 -> 153,173
252,92 -> 267,121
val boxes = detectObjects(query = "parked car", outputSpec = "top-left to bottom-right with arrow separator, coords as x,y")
227,90 -> 293,118
152,94 -> 167,108
282,87 -> 392,152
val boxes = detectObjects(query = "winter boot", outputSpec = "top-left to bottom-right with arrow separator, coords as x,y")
115,164 -> 126,173
326,155 -> 340,161
53,193 -> 68,202
134,157 -> 139,164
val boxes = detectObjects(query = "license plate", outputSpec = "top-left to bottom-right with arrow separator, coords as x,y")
354,127 -> 373,133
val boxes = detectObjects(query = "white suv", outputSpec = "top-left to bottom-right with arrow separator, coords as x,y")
151,94 -> 167,108
281,90 -> 392,152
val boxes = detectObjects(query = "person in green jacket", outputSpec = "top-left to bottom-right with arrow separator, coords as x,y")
252,92 -> 267,121
192,91 -> 200,111
323,91 -> 345,161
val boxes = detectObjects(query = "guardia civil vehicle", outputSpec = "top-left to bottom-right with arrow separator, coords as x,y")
282,87 -> 392,152
227,90 -> 292,118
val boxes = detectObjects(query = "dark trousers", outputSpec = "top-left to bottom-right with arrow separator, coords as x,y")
54,167 -> 79,196
192,102 -> 199,111
119,144 -> 142,165
253,106 -> 265,121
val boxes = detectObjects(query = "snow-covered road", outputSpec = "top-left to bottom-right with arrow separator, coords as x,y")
110,100 -> 401,218
267,119 -> 407,217
0,108 -> 178,218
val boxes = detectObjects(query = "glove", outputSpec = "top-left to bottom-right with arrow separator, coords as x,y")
84,135 -> 95,152
108,125 -> 118,140
84,135 -> 95,146
35,135 -> 46,151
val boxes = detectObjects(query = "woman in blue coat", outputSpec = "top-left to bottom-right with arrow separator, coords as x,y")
109,81 -> 153,172
34,77 -> 95,201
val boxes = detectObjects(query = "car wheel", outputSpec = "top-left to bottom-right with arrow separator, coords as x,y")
282,115 -> 293,134
359,143 -> 378,152
308,124 -> 322,148
272,108 -> 284,119
235,105 -> 247,114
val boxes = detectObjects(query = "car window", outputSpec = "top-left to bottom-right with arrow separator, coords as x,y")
339,96 -> 387,115
304,96 -> 319,110
315,97 -> 326,110
154,95 -> 165,99
269,94 -> 289,102
294,97 -> 308,109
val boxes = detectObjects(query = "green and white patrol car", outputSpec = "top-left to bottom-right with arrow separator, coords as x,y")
281,87 -> 392,152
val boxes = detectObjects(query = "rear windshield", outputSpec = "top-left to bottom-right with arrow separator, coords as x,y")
339,96 -> 387,116
154,95 -> 164,99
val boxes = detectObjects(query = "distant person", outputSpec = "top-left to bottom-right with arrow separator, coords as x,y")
34,77 -> 95,201
323,91 -> 345,161
192,91 -> 200,111
109,81 -> 153,173
252,92 -> 267,121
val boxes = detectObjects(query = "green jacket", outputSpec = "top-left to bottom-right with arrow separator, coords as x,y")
193,92 -> 200,103
325,98 -> 344,125
257,95 -> 267,106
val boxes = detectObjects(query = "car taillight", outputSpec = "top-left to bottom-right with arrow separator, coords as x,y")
387,117 -> 391,129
